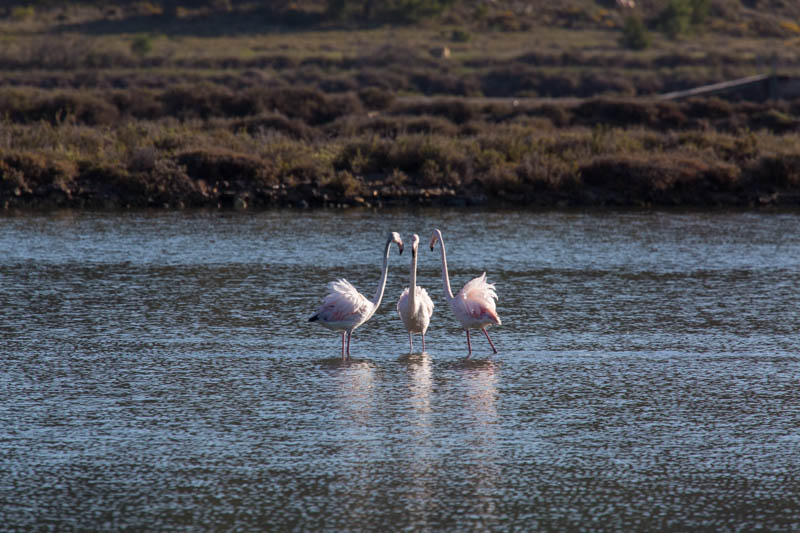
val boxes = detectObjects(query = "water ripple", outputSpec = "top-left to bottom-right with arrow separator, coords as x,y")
2,209 -> 800,531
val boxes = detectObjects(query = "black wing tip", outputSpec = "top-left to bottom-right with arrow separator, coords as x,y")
309,314 -> 319,322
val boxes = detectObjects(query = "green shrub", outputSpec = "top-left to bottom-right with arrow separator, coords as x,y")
659,0 -> 692,39
324,170 -> 364,197
325,0 -> 348,19
324,0 -> 453,24
574,99 -> 657,128
110,89 -> 164,120
619,15 -> 651,50
386,0 -> 455,24
131,34 -> 154,58
11,5 -> 34,20
580,154 -> 741,205
0,151 -> 77,194
160,85 -> 259,120
392,99 -> 476,124
358,87 -> 395,111
327,115 -> 459,138
410,70 -> 481,97
687,97 -> 732,120
659,0 -> 709,38
451,28 -> 471,42
690,0 -> 711,28
233,113 -> 317,141
266,87 -> 348,125
132,2 -> 163,16
177,149 -> 275,186
749,154 -> 800,187
0,90 -> 120,125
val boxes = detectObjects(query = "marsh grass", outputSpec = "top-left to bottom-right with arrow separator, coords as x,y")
1,2 -> 800,208
2,98 -> 799,208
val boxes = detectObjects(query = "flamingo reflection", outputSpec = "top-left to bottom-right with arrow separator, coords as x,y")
407,352 -> 433,419
336,360 -> 377,428
402,352 -> 436,523
460,359 -> 500,525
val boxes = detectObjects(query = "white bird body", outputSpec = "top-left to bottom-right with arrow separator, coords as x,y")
314,279 -> 375,332
398,286 -> 433,333
397,234 -> 434,352
429,229 -> 500,357
449,273 -> 500,330
310,232 -> 404,358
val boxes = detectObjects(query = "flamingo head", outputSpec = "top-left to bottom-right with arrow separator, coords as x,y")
389,231 -> 404,254
429,229 -> 443,252
411,234 -> 420,257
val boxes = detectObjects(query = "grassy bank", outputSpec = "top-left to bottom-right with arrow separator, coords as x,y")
1,1 -> 800,208
2,91 -> 799,208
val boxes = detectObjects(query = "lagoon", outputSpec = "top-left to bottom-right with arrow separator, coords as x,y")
1,208 -> 799,530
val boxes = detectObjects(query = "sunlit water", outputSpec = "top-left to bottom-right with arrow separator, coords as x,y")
1,209 -> 799,531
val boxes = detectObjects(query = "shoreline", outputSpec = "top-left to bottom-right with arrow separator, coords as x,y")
4,177 -> 800,210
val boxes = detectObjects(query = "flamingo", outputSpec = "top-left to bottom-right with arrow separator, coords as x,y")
429,229 -> 501,358
309,232 -> 404,359
397,234 -> 434,353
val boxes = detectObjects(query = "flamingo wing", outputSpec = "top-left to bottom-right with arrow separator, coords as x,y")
315,278 -> 372,323
398,285 -> 435,335
397,286 -> 434,316
455,273 -> 501,325
397,287 -> 410,314
415,286 -> 435,318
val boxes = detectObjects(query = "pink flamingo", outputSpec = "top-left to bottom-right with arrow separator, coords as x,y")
397,234 -> 434,353
429,229 -> 501,358
309,232 -> 404,359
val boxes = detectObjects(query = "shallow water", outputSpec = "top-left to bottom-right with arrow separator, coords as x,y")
1,208 -> 799,531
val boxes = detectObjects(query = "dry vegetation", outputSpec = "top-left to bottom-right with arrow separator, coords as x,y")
1,0 -> 799,208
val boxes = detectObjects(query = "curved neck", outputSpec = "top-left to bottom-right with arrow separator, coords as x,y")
371,238 -> 393,309
434,231 -> 455,301
408,247 -> 418,308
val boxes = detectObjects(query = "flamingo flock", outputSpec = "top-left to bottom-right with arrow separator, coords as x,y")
310,229 -> 501,359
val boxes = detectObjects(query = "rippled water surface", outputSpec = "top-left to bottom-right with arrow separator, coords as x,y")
2,209 -> 799,531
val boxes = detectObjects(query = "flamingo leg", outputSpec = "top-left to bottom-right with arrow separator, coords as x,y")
465,329 -> 472,358
482,328 -> 498,354
346,330 -> 352,359
409,333 -> 413,353
341,331 -> 346,359
421,334 -> 426,353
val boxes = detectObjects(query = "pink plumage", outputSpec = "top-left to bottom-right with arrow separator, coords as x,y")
396,234 -> 435,353
316,279 -> 372,326
310,232 -> 404,359
452,273 -> 501,328
397,287 -> 434,320
429,229 -> 501,357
